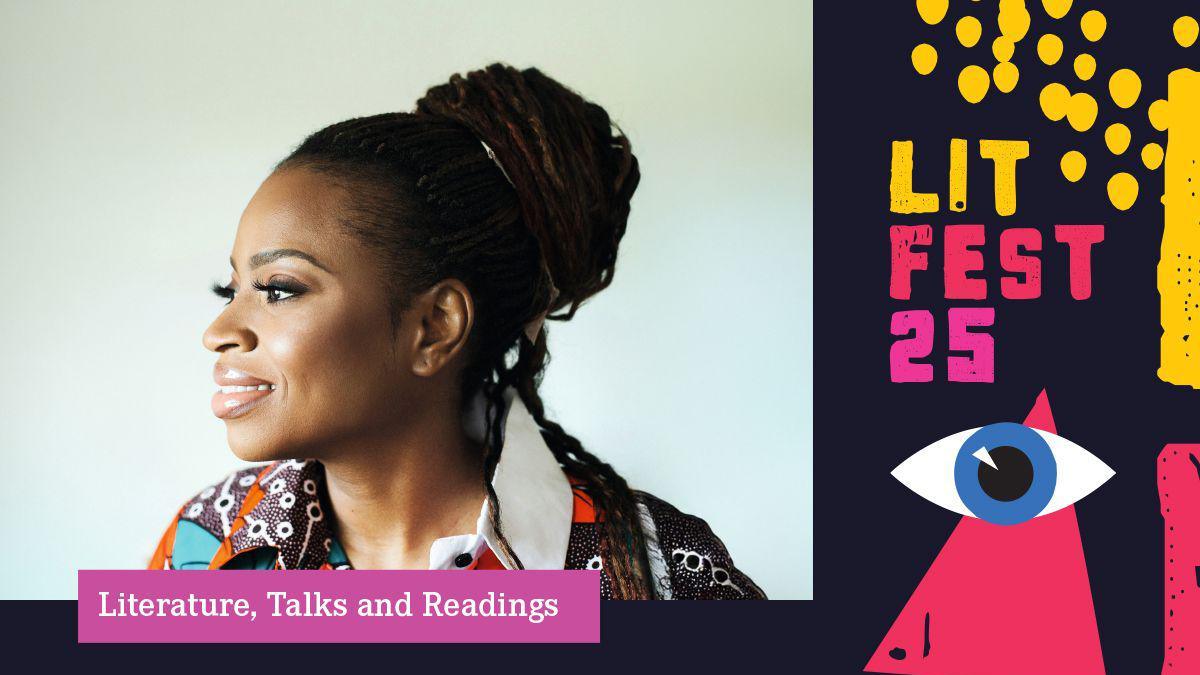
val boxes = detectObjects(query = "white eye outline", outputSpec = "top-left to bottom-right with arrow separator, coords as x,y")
892,424 -> 1114,525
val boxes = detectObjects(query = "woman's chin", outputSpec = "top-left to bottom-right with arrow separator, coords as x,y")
226,431 -> 293,464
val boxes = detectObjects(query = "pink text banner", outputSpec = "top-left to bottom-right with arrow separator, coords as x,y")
78,570 -> 599,643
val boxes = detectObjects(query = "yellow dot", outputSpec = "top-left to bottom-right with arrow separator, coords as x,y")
956,16 -> 983,47
1107,172 -> 1138,210
992,36 -> 1016,62
1081,10 -> 1106,42
912,43 -> 938,75
993,61 -> 1020,93
1061,150 -> 1087,182
1042,0 -> 1072,20
958,65 -> 991,103
999,0 -> 1032,42
1149,99 -> 1170,131
1142,142 -> 1165,170
1037,34 -> 1064,64
1104,123 -> 1131,154
1040,82 -> 1071,121
1066,92 -> 1098,131
1175,16 -> 1199,48
1073,53 -> 1096,81
1108,68 -> 1142,108
917,0 -> 949,25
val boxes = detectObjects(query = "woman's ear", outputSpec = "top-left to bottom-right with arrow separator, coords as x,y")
408,279 -> 474,377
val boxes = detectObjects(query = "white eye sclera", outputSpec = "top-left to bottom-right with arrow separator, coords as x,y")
892,423 -> 1114,526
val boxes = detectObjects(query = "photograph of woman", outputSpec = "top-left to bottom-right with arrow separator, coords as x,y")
1,1 -> 809,612
146,63 -> 766,600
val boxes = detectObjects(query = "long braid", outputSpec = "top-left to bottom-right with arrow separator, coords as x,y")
507,332 -> 654,599
274,62 -> 648,597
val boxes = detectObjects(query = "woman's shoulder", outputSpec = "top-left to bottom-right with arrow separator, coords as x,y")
176,463 -> 273,541
148,463 -> 274,569
633,490 -> 767,600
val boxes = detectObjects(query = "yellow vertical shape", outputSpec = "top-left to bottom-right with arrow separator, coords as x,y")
1159,69 -> 1200,387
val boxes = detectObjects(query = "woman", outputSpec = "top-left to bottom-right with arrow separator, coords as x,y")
148,63 -> 765,600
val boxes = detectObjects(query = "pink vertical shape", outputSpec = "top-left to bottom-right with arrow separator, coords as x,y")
1158,444 -> 1200,674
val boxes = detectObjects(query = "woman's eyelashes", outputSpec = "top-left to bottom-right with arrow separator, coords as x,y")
210,277 -> 307,305
211,281 -> 236,305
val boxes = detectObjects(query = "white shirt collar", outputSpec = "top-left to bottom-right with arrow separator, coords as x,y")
455,385 -> 574,570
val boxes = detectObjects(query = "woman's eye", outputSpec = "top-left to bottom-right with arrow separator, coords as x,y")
210,279 -> 304,305
891,393 -> 1114,525
252,279 -> 304,304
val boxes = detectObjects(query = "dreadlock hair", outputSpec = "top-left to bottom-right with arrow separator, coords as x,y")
272,63 -> 652,599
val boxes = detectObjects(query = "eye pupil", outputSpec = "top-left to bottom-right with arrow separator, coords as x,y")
977,445 -> 1035,502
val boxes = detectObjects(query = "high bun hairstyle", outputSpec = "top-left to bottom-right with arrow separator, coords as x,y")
273,63 -> 651,598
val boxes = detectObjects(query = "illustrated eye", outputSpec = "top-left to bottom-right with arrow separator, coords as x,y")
892,422 -> 1113,525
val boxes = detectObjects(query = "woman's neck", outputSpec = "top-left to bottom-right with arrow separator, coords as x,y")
318,401 -> 489,570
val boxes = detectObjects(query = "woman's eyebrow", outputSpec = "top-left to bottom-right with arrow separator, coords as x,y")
229,248 -> 331,273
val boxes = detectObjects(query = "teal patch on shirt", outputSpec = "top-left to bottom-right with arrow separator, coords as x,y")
171,520 -> 221,570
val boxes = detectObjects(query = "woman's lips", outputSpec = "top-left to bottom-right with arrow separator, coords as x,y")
211,383 -> 276,420
211,363 -> 277,420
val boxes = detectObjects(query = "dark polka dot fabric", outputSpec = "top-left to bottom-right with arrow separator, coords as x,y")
561,489 -> 765,600
180,464 -> 266,540
634,490 -> 766,600
174,461 -> 766,599
564,522 -> 613,598
179,459 -> 336,570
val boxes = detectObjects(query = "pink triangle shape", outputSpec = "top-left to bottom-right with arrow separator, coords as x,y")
866,391 -> 1104,674
1023,389 -> 1056,434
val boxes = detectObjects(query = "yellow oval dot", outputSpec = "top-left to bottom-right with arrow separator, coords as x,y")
1061,150 -> 1087,182
993,36 -> 1016,62
1176,16 -> 1199,47
999,0 -> 1032,41
1037,34 -> 1064,64
1066,92 -> 1098,131
1108,68 -> 1142,108
1149,99 -> 1170,131
917,0 -> 949,25
1104,123 -> 1131,154
1081,9 -> 1106,41
912,43 -> 938,75
956,16 -> 983,47
1040,82 -> 1071,121
1107,172 -> 1138,210
1073,53 -> 1096,80
1042,0 -> 1072,20
958,65 -> 991,103
993,61 -> 1020,93
1142,142 -> 1165,170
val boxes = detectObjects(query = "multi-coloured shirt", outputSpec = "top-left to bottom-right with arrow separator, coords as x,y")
147,387 -> 766,600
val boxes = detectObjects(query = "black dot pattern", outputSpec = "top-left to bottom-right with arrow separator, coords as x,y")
179,459 -> 335,570
561,490 -> 766,599
564,522 -> 613,598
180,464 -> 268,539
635,491 -> 767,600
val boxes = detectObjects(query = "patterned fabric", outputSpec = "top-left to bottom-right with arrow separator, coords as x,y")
148,458 -> 766,599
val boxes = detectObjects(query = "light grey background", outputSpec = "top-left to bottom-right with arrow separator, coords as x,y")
0,0 -> 812,599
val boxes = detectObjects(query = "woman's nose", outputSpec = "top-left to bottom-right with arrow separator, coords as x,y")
202,304 -> 258,353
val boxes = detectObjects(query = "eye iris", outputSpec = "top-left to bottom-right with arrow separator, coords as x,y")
977,445 -> 1034,502
953,422 -> 1057,526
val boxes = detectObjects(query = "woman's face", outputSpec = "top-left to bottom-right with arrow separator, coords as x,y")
203,168 -> 422,462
